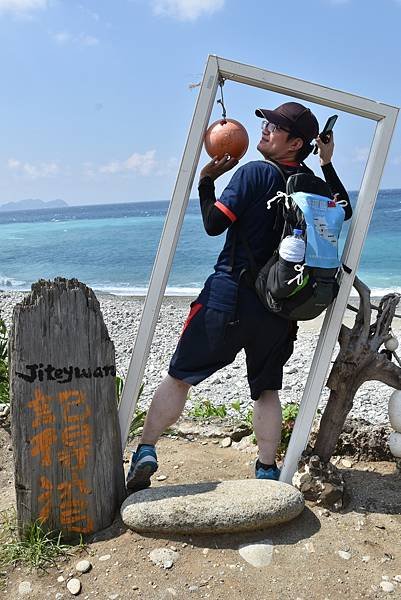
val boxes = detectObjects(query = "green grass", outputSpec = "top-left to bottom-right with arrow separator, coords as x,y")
279,402 -> 300,454
129,406 -> 147,437
114,375 -> 147,438
189,398 -> 227,419
0,510 -> 85,575
188,398 -> 300,454
230,400 -> 242,413
125,381 -> 147,438
115,373 -> 124,404
0,316 -> 9,405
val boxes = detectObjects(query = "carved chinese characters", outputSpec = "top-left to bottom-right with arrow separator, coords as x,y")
10,279 -> 126,538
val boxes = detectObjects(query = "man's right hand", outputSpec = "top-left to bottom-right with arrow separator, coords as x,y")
199,154 -> 239,182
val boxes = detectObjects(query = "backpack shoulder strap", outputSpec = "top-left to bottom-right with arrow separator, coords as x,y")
264,159 -> 287,186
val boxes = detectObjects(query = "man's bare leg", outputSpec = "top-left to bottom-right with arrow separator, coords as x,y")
126,375 -> 191,491
139,374 -> 191,446
253,389 -> 282,465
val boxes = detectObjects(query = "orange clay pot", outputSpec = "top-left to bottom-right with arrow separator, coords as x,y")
204,118 -> 249,160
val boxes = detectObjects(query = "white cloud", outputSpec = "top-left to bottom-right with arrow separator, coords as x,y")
51,31 -> 99,46
96,150 -> 177,177
151,0 -> 225,21
79,33 -> 99,46
155,156 -> 179,176
78,5 -> 100,21
352,146 -> 370,163
7,158 -> 60,178
52,31 -> 71,44
99,150 -> 157,176
0,0 -> 47,13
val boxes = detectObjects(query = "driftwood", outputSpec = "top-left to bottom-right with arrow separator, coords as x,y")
10,278 -> 126,538
314,276 -> 401,462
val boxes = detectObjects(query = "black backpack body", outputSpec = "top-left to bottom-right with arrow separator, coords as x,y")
250,162 -> 346,321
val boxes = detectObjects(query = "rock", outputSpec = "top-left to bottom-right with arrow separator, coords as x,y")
232,435 -> 256,453
171,420 -> 241,440
67,578 -> 82,595
156,475 -> 167,481
0,403 -> 10,418
238,540 -> 274,567
293,455 -> 345,509
57,575 -> 65,582
121,480 -> 304,534
380,581 -> 395,592
338,550 -> 352,560
361,555 -> 371,562
76,560 -> 91,573
292,471 -> 313,490
221,437 -> 232,448
18,581 -> 32,595
331,418 -> 392,461
341,459 -> 353,468
230,423 -> 253,442
149,548 -> 179,569
98,554 -> 111,561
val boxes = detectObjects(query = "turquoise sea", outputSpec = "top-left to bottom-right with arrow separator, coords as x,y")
0,191 -> 400,296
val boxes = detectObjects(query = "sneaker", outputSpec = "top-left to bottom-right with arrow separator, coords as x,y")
255,459 -> 281,481
126,444 -> 158,493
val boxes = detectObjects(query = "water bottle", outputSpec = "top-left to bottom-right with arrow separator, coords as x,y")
279,228 -> 305,263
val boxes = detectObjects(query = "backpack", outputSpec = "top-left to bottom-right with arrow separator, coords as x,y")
243,161 -> 346,321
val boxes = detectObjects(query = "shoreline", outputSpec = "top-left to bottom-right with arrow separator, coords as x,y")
1,289 -> 399,426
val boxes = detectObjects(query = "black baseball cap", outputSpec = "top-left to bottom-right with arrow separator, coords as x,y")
255,102 -> 319,143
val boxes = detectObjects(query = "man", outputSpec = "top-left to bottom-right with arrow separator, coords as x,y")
126,101 -> 351,492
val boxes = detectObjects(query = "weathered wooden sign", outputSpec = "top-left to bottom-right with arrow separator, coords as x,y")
10,278 -> 126,538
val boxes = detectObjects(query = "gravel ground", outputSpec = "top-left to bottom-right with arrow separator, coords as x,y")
1,289 -> 399,425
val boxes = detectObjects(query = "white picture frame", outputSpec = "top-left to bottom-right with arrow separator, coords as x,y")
118,54 -> 398,483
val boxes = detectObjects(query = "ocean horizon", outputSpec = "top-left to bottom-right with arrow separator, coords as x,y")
0,190 -> 400,298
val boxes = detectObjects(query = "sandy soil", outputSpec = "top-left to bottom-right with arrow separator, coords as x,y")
1,423 -> 401,600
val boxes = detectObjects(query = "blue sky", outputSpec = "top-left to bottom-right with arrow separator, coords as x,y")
0,0 -> 400,205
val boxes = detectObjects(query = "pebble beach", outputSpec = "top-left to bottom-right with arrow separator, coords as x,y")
1,289 -> 399,425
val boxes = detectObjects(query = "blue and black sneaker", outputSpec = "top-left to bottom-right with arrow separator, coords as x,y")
255,459 -> 281,481
126,444 -> 158,493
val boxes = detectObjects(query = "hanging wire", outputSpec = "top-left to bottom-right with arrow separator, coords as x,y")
217,76 -> 227,120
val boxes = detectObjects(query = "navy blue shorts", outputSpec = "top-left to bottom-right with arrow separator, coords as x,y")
168,284 -> 294,400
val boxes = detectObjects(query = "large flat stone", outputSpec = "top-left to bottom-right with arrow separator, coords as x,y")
121,480 -> 304,534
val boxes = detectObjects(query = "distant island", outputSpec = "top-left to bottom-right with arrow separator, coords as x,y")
0,199 -> 68,212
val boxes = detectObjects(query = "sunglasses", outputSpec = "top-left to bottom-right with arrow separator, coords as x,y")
261,120 -> 290,134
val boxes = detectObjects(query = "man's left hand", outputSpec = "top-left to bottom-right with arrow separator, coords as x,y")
199,154 -> 239,182
315,133 -> 334,166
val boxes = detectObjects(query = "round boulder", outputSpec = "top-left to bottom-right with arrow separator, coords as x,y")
121,480 -> 304,534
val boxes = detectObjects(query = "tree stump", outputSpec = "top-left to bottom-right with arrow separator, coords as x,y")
10,278 -> 126,539
314,277 -> 401,462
